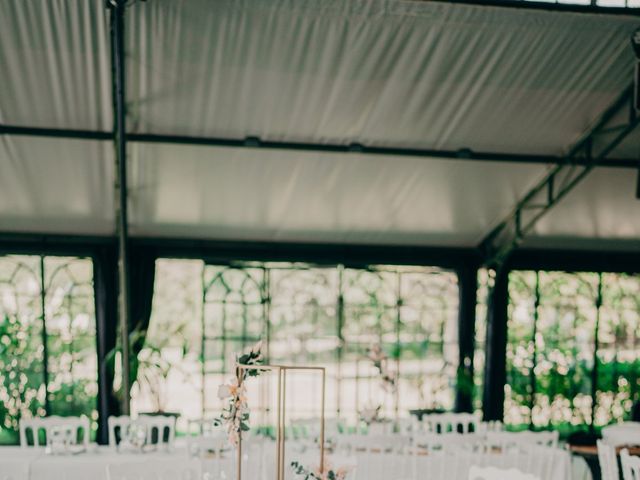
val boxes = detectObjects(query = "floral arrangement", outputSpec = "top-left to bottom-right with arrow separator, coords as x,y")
367,343 -> 397,393
217,340 -> 263,446
291,458 -> 351,480
359,403 -> 382,425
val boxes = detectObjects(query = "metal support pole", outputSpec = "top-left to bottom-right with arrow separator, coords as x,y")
39,255 -> 50,416
455,264 -> 478,413
109,0 -> 131,415
482,267 -> 509,421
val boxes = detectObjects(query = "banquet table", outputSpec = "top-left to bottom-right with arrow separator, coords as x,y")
0,444 -> 593,480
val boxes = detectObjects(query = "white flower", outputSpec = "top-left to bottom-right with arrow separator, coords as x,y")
251,340 -> 263,355
218,384 -> 232,400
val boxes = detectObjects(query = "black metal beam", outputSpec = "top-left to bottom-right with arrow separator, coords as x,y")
108,0 -> 131,416
1,123 -> 638,169
431,0 -> 640,16
2,231 -> 640,272
479,84 -> 640,268
132,236 -> 481,270
507,248 -> 640,274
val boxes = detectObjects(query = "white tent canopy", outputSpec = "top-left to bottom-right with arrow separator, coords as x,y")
1,0 -> 639,249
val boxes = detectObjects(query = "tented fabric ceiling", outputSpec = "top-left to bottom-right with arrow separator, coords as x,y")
0,136 -> 114,235
0,0 -> 639,249
126,0 -> 638,156
127,143 -> 549,246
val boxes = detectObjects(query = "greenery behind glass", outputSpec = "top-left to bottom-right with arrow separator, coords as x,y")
0,255 -> 97,444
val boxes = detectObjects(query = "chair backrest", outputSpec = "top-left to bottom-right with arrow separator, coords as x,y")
423,413 -> 479,433
290,418 -> 322,439
597,440 -> 620,480
19,416 -> 90,449
106,459 -> 201,480
109,415 -> 176,450
621,449 -> 640,480
368,421 -> 393,436
336,433 -> 409,454
396,417 -> 419,435
468,466 -> 541,480
185,419 -> 226,459
413,432 -> 481,453
108,416 -> 135,448
477,421 -> 504,433
138,415 -> 176,449
603,423 -> 640,447
484,431 -> 558,453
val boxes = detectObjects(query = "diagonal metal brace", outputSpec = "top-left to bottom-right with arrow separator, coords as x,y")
479,84 -> 640,268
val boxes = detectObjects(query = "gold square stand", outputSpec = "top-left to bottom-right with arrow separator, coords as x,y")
236,364 -> 326,480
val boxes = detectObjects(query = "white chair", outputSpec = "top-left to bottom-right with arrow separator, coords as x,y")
603,423 -> 640,446
109,415 -> 176,450
478,421 -> 504,433
106,459 -> 201,480
468,466 -> 540,480
423,413 -> 479,433
290,418 -> 322,439
621,449 -> 640,480
484,431 -> 559,453
368,421 -> 393,435
598,439 -> 620,480
336,433 -> 409,454
413,432 -> 482,453
19,416 -> 90,449
139,415 -> 176,450
396,417 -> 419,435
108,415 -> 135,449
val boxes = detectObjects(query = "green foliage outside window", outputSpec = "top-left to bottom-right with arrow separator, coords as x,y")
0,255 -> 98,445
505,270 -> 640,432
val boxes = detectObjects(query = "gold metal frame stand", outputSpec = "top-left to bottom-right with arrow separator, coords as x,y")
236,364 -> 326,480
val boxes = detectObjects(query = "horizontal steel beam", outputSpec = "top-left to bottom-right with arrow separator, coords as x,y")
479,84 -> 640,267
430,0 -> 640,16
1,124 -> 637,168
2,231 -> 639,272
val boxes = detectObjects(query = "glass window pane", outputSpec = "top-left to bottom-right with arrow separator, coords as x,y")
44,257 -> 98,425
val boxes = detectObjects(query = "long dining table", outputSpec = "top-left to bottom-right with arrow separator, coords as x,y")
0,443 -> 594,480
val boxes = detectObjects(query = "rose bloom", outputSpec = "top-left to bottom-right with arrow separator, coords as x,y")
218,384 -> 232,400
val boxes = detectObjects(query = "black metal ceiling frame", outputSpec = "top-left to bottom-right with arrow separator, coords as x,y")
433,0 -> 640,15
0,123 -> 638,169
479,83 -> 640,268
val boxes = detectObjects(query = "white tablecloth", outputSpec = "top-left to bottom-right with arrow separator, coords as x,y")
346,449 -> 592,480
0,445 -> 592,480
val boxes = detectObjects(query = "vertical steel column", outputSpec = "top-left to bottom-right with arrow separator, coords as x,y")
39,255 -> 50,415
529,272 -> 540,428
394,273 -> 402,421
336,266 -> 344,418
200,266 -> 206,418
591,273 -> 603,431
109,0 -> 131,415
455,264 -> 478,413
482,267 -> 509,421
